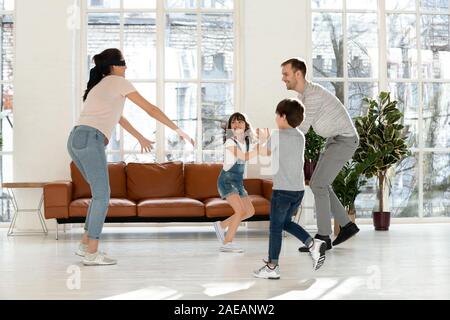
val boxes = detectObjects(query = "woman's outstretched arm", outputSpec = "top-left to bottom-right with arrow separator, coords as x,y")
126,91 -> 195,146
118,116 -> 154,153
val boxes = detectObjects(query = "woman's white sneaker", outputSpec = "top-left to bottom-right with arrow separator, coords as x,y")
83,251 -> 117,266
220,242 -> 244,253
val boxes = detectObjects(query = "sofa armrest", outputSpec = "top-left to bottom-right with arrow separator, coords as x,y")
261,179 -> 273,201
44,181 -> 73,219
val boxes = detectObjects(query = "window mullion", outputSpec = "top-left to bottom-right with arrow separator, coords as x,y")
378,0 -> 389,91
156,0 -> 165,163
196,3 -> 202,163
79,0 -> 88,122
118,0 -> 125,161
235,0 -> 242,113
416,0 -> 424,219
343,0 -> 349,107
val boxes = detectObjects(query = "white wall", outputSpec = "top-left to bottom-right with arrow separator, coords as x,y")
9,0 -> 310,230
242,0 -> 310,178
12,0 -> 77,230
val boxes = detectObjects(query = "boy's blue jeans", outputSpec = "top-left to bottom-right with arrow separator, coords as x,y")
269,190 -> 312,265
67,125 -> 110,240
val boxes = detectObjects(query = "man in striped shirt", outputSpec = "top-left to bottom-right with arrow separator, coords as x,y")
281,58 -> 360,252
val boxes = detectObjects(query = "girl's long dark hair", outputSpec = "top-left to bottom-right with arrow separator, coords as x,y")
83,48 -> 123,101
222,112 -> 253,150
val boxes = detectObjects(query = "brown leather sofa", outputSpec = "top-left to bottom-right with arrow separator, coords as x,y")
44,161 -> 273,229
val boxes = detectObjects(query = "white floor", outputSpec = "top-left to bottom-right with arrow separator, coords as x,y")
0,223 -> 449,300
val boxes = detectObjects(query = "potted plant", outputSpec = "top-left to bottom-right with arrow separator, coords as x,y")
354,92 -> 410,231
304,128 -> 326,182
332,149 -> 384,235
332,161 -> 366,235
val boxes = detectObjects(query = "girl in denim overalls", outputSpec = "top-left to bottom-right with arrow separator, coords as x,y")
214,112 -> 264,253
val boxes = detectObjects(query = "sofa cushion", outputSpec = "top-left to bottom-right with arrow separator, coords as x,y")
204,195 -> 270,218
243,179 -> 262,195
126,162 -> 184,201
184,163 -> 222,200
69,198 -> 136,217
137,198 -> 204,218
71,162 -> 127,199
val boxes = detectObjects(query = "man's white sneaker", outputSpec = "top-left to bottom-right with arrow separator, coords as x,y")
220,242 -> 244,253
213,221 -> 225,244
253,263 -> 280,280
309,239 -> 326,270
83,251 -> 117,266
75,243 -> 88,257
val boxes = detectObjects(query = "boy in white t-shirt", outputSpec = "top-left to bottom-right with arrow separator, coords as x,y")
253,99 -> 327,280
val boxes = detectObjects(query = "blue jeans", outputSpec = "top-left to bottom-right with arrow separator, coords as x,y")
269,190 -> 312,265
67,125 -> 110,240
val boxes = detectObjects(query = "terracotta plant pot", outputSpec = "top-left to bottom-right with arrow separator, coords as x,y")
373,211 -> 391,231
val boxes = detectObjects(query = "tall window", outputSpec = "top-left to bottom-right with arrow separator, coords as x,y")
311,0 -> 450,218
84,0 -> 237,164
0,0 -> 14,223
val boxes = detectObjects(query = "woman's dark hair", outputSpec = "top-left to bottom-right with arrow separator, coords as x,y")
83,48 -> 124,101
222,112 -> 253,150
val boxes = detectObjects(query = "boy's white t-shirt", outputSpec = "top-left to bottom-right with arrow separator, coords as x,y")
223,138 -> 248,172
77,75 -> 137,140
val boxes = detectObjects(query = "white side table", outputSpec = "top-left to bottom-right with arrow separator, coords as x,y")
2,182 -> 48,236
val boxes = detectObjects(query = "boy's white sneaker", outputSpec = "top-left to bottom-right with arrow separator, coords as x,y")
253,263 -> 280,280
213,221 -> 225,244
220,242 -> 244,253
83,251 -> 117,266
309,239 -> 326,270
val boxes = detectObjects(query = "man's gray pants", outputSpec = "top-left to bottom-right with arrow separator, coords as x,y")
309,135 -> 359,236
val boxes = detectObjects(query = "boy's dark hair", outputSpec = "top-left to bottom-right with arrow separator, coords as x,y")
281,58 -> 307,77
276,99 -> 305,128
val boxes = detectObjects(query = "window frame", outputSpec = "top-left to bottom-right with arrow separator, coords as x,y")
309,0 -> 450,218
79,0 -> 241,164
0,0 -> 15,224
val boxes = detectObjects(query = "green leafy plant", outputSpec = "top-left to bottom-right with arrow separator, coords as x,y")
304,128 -> 326,162
303,128 -> 326,181
353,91 -> 410,213
332,161 -> 366,215
332,149 -> 385,215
